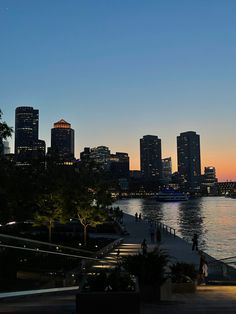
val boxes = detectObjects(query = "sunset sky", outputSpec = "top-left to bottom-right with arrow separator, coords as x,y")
1,0 -> 236,181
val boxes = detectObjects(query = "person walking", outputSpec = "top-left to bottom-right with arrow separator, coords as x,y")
198,253 -> 205,284
135,212 -> 138,222
199,259 -> 208,285
192,233 -> 198,251
141,238 -> 147,255
139,213 -> 142,221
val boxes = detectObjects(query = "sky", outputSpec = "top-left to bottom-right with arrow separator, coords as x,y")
1,0 -> 236,181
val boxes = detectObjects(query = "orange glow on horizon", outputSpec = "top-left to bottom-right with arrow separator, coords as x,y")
130,155 -> 236,182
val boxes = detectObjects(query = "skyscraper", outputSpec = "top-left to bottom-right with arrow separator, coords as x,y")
140,135 -> 162,180
51,119 -> 75,161
15,106 -> 45,164
177,131 -> 201,191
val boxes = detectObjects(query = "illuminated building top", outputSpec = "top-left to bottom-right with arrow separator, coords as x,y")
54,119 -> 71,129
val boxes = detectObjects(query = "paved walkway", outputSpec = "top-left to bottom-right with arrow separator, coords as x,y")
121,212 -> 201,266
141,285 -> 236,314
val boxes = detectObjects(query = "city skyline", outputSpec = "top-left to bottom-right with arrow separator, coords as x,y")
1,1 -> 236,181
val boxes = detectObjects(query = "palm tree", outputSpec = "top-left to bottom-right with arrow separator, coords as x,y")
34,193 -> 64,242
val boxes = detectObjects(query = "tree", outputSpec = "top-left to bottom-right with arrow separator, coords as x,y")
94,185 -> 113,209
0,110 -> 13,155
34,193 -> 64,242
74,190 -> 107,246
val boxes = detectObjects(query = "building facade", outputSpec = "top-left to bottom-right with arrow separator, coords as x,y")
177,131 -> 201,191
162,157 -> 172,184
140,135 -> 162,181
80,146 -> 129,178
51,119 -> 75,161
110,152 -> 130,178
202,166 -> 218,195
15,106 -> 45,164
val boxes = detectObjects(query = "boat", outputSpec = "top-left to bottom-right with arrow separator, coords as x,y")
156,189 -> 189,202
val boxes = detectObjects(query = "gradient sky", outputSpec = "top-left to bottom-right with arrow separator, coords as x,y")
1,0 -> 236,181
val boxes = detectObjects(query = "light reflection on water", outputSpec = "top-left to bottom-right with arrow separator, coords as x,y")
113,196 -> 236,260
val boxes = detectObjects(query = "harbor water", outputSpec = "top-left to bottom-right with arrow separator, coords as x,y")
113,196 -> 236,261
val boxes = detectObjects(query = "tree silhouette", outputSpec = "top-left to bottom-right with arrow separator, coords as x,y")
0,110 -> 13,155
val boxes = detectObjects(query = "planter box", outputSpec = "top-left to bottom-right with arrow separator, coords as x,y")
139,279 -> 172,302
76,290 -> 140,314
172,281 -> 197,293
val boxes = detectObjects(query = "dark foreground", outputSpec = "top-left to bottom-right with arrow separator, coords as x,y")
1,286 -> 236,314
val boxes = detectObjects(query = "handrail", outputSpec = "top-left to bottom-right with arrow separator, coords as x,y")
0,243 -> 99,261
0,233 -> 93,254
157,221 -> 176,237
144,218 -> 176,237
219,256 -> 236,261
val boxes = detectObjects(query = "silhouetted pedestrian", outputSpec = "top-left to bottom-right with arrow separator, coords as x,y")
192,233 -> 198,251
139,213 -> 142,221
199,257 -> 208,285
141,238 -> 147,255
135,212 -> 138,222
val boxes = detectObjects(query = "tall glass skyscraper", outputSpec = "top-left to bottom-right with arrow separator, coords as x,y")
177,131 -> 201,191
15,106 -> 45,164
51,119 -> 75,161
140,135 -> 162,180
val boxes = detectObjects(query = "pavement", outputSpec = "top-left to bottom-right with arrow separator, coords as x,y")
121,212 -> 202,265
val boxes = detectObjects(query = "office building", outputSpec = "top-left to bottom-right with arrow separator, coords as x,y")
162,157 -> 172,184
110,152 -> 130,178
80,146 -> 129,177
51,119 -> 75,161
15,106 -> 45,164
140,135 -> 162,180
177,131 -> 201,191
202,166 -> 218,195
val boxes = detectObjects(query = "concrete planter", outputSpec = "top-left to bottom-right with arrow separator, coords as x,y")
139,279 -> 172,302
172,281 -> 197,293
76,290 -> 140,314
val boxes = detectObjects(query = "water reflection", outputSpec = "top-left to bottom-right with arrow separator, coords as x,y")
177,198 -> 206,249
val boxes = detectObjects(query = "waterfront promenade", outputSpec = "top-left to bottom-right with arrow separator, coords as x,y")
121,212 -> 201,266
1,212 -> 236,313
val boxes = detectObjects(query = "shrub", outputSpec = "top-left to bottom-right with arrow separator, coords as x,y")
170,262 -> 197,283
84,268 -> 136,292
122,248 -> 169,287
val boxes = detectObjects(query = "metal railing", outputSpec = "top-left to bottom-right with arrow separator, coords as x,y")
157,222 -> 176,237
0,233 -> 124,296
144,218 -> 176,237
